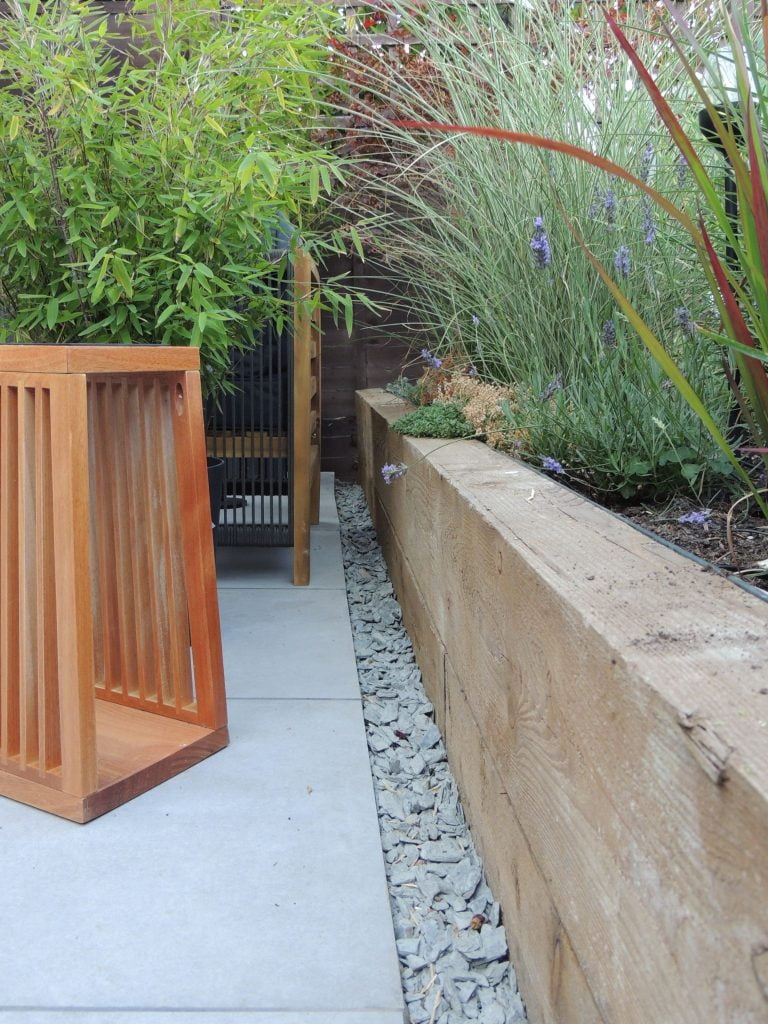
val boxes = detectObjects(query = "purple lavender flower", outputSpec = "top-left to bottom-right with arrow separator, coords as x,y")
588,186 -> 602,221
676,154 -> 688,188
530,216 -> 552,269
541,456 -> 565,475
540,373 -> 563,401
603,189 -> 617,223
678,509 -> 711,525
642,196 -> 656,245
471,314 -> 480,327
602,319 -> 617,350
420,347 -> 442,369
674,306 -> 697,337
381,462 -> 408,485
467,364 -> 478,377
639,143 -> 655,184
614,244 -> 631,277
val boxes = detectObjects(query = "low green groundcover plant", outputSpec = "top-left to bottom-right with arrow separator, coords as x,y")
392,401 -> 475,440
0,0 -> 357,395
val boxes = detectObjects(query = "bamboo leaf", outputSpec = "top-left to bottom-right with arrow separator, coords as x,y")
45,297 -> 59,330
204,114 -> 226,136
100,205 -> 120,229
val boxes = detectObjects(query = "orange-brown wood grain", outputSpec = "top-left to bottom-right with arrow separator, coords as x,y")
0,350 -> 227,822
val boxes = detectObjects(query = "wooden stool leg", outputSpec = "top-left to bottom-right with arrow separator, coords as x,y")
50,374 -> 98,799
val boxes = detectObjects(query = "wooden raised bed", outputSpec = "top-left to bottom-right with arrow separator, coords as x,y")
357,388 -> 768,1024
0,346 -> 228,823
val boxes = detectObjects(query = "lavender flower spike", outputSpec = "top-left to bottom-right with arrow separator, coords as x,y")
530,216 -> 552,269
639,143 -> 654,184
541,456 -> 565,475
381,462 -> 408,485
602,319 -> 617,350
420,347 -> 443,369
677,153 -> 688,188
678,509 -> 710,525
614,244 -> 631,278
642,196 -> 656,245
540,373 -> 563,401
674,306 -> 697,337
603,189 -> 617,223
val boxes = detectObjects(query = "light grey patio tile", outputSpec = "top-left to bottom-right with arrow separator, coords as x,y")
0,1012 -> 405,1024
219,588 -> 358,699
0,700 -> 402,1017
215,524 -> 345,590
317,471 -> 340,525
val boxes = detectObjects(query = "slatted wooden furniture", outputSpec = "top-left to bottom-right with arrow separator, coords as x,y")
205,249 -> 321,586
0,345 -> 228,822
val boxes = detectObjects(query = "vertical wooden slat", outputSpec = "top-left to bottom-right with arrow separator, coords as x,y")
50,373 -> 97,797
292,251 -> 312,586
111,378 -> 138,698
0,385 -> 20,759
87,383 -> 105,693
135,380 -> 162,702
18,386 -> 38,768
171,371 -> 226,729
157,379 -> 194,710
141,380 -> 171,705
92,381 -> 120,694
37,388 -> 60,771
124,379 -> 152,703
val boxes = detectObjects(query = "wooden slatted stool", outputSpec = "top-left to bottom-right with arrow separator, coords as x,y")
0,345 -> 228,822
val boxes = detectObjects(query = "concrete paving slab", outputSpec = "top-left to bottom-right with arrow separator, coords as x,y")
0,700 -> 402,1017
0,1013 -> 404,1024
219,589 -> 359,699
215,525 -> 345,591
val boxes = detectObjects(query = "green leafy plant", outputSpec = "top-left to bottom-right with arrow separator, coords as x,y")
384,375 -> 420,403
0,0 -> 355,395
332,0 -> 736,501
392,401 -> 475,438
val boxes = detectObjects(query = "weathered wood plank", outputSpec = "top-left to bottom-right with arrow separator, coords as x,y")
357,388 -> 768,1024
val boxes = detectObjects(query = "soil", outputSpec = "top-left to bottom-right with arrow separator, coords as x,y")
618,493 -> 768,595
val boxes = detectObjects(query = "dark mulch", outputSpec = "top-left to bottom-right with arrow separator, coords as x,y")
618,494 -> 768,595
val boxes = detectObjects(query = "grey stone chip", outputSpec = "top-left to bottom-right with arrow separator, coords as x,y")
337,482 -> 528,1024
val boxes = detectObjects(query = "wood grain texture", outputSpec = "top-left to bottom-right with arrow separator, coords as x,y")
292,250 -> 314,586
357,388 -> 768,1024
171,371 -> 227,730
0,352 -> 227,822
0,345 -> 199,374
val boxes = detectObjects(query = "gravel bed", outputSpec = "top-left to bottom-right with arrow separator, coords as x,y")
337,482 -> 527,1024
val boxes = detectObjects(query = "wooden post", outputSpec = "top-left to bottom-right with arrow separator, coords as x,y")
292,252 -> 313,586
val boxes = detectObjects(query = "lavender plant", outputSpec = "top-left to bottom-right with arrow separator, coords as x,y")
333,0 -> 734,500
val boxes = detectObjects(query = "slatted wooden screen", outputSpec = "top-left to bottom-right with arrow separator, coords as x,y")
87,375 -> 204,724
0,380 -> 62,781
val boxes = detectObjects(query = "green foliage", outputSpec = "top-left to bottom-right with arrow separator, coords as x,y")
336,0 -> 735,501
0,0 -> 350,395
384,375 -> 420,403
392,402 -> 474,439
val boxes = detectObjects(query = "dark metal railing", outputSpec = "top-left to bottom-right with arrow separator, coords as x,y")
205,258 -> 294,547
